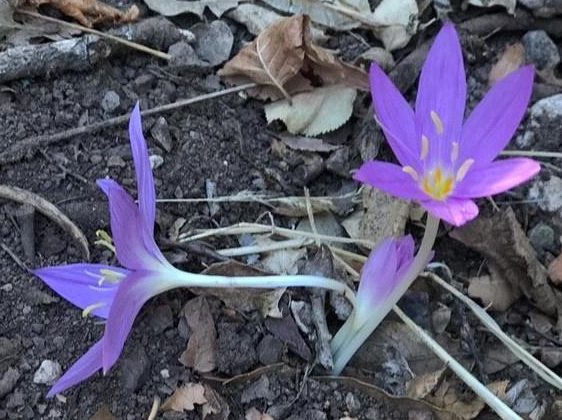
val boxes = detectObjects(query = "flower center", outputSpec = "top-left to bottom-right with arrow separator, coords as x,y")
421,167 -> 455,200
401,112 -> 476,201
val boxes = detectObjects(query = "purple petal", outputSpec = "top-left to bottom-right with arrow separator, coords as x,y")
395,235 -> 415,275
357,238 -> 399,307
129,103 -> 157,231
97,179 -> 167,270
421,197 -> 479,226
370,64 -> 419,167
47,339 -> 103,397
101,271 -> 165,373
34,264 -> 129,319
415,23 -> 466,165
454,158 -> 540,198
460,66 -> 534,165
354,161 -> 427,200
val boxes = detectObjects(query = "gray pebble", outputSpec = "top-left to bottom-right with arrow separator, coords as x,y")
101,90 -> 121,113
522,30 -> 560,70
528,223 -> 556,254
107,155 -> 126,168
33,360 -> 61,385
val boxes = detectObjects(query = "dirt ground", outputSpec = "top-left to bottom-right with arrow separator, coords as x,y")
1,2 -> 561,419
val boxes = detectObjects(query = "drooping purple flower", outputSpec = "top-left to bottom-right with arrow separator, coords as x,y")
354,23 -> 540,226
34,104 -> 185,396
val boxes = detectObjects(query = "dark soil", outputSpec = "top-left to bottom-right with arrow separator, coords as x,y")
1,3 -> 561,420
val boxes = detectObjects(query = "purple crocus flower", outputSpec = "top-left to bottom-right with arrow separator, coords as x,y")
331,236 -> 415,374
34,104 -> 188,396
354,23 -> 540,226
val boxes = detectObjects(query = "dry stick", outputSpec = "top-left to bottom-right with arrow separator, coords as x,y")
0,83 -> 256,166
17,10 -> 171,60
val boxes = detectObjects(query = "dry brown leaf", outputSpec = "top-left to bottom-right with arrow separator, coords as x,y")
161,383 -> 208,412
202,385 -> 230,419
425,379 -> 509,419
26,0 -> 138,27
406,368 -> 447,400
451,207 -> 562,321
245,407 -> 274,420
548,253 -> 562,286
489,43 -> 525,86
194,260 -> 286,318
90,405 -> 117,420
219,15 -> 367,100
179,297 -> 217,373
467,274 -> 520,312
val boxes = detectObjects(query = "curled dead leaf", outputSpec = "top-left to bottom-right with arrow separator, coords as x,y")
179,297 -> 217,373
161,383 -> 207,412
219,15 -> 367,101
25,0 -> 139,27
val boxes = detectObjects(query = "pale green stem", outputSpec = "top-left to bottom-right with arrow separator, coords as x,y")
331,214 -> 440,374
169,269 -> 357,307
393,306 -> 521,420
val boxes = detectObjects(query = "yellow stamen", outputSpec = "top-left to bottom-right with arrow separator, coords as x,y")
420,135 -> 429,160
451,142 -> 459,163
82,302 -> 105,318
421,166 -> 455,201
402,166 -> 419,181
99,268 -> 126,285
430,111 -> 444,135
456,159 -> 475,182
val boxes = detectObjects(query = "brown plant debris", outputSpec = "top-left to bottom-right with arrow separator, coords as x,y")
219,14 -> 368,101
23,0 -> 139,27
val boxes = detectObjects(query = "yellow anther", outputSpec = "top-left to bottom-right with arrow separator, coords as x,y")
430,111 -> 444,135
420,135 -> 430,160
82,302 -> 105,318
451,142 -> 459,163
99,269 -> 126,285
402,166 -> 419,181
456,159 -> 475,182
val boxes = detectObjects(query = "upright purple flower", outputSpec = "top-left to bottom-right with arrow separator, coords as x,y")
331,236 -> 416,374
355,23 -> 540,226
35,104 -> 186,396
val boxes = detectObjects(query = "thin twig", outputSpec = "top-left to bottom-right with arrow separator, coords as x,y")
147,395 -> 160,420
0,242 -> 30,273
423,270 -> 562,390
0,83 -> 256,165
500,150 -> 562,159
17,10 -> 171,60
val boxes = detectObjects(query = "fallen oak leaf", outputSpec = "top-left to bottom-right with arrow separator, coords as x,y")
160,383 -> 207,412
265,85 -> 356,136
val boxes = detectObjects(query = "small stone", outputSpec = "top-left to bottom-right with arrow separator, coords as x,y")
120,346 -> 150,391
540,347 -> 562,368
5,391 -> 24,409
160,369 -> 170,379
528,223 -> 556,254
0,368 -> 20,398
325,147 -> 350,178
257,335 -> 283,365
53,336 -> 65,349
149,305 -> 173,334
528,176 -> 562,214
151,117 -> 173,153
149,155 -> 164,170
31,323 -> 43,334
107,155 -> 126,168
522,30 -> 560,70
241,375 -> 276,403
90,154 -> 103,165
431,304 -> 452,334
191,20 -> 234,67
133,74 -> 155,92
0,284 -> 12,292
173,185 -> 183,199
345,392 -> 361,413
101,90 -> 120,113
33,360 -> 61,385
